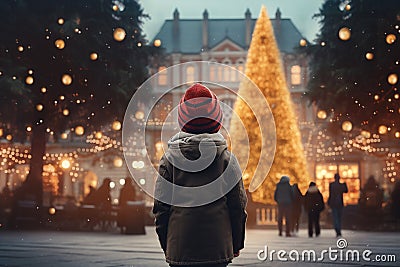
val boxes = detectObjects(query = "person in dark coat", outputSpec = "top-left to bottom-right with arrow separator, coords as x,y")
153,84 -> 247,267
391,181 -> 400,220
328,173 -> 348,237
118,177 -> 138,233
291,183 -> 303,235
304,182 -> 324,237
274,175 -> 293,237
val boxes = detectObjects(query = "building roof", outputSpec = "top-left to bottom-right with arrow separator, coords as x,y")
153,11 -> 306,54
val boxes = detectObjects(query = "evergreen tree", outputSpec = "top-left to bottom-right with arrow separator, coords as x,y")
308,0 -> 400,136
230,6 -> 309,204
0,0 -> 151,207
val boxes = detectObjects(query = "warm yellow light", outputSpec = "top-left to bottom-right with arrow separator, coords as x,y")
388,73 -> 398,85
49,207 -> 56,215
0,129 -> 3,137
342,120 -> 352,132
119,178 -> 126,185
36,104 -> 44,111
378,125 -> 388,135
338,27 -> 351,41
365,52 -> 374,60
112,5 -> 119,11
62,109 -> 69,116
28,69 -> 33,75
61,133 -> 68,139
26,126 -> 32,132
386,34 -> 396,44
135,111 -> 145,120
395,94 -> 399,99
59,95 -> 65,100
61,74 -> 72,85
374,94 -> 380,100
113,28 -> 126,42
317,110 -> 327,119
54,39 -> 65,49
395,132 -> 400,138
95,131 -> 103,139
61,159 -> 71,169
137,42 -> 142,47
6,134 -> 12,141
90,52 -> 98,61
41,87 -> 47,93
75,126 -> 84,136
57,18 -> 64,25
299,39 -> 307,47
112,120 -> 121,131
17,46 -> 24,52
361,130 -> 371,138
25,76 -> 34,85
154,39 -> 162,47
345,4 -> 351,11
113,157 -> 123,168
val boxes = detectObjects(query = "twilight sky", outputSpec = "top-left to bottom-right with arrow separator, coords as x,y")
139,0 -> 324,42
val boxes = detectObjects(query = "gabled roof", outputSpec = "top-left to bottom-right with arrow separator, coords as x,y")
153,17 -> 305,54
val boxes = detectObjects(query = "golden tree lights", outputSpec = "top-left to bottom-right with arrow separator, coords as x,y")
388,73 -> 398,85
365,52 -> 374,60
75,126 -> 85,136
317,110 -> 327,119
90,52 -> 98,60
386,34 -> 396,44
61,74 -> 72,85
54,39 -> 65,49
230,6 -> 309,204
25,76 -> 34,85
112,120 -> 121,131
342,121 -> 353,132
153,39 -> 162,47
113,28 -> 126,42
338,27 -> 351,41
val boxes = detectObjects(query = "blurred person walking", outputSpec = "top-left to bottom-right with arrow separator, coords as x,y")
304,182 -> 324,237
328,173 -> 348,237
291,183 -> 303,235
274,175 -> 293,237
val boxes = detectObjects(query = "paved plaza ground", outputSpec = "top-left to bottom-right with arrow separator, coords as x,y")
0,227 -> 399,267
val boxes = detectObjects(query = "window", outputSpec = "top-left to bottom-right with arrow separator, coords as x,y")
158,66 -> 167,85
186,66 -> 195,82
291,65 -> 301,85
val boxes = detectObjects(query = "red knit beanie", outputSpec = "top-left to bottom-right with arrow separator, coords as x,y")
178,83 -> 223,134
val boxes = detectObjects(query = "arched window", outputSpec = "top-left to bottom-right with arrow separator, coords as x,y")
158,66 -> 167,85
291,65 -> 301,85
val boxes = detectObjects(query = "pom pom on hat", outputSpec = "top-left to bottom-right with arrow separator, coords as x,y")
178,83 -> 223,134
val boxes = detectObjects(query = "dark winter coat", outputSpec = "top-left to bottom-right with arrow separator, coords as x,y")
274,176 -> 293,205
304,185 -> 325,213
153,132 -> 247,265
328,181 -> 348,208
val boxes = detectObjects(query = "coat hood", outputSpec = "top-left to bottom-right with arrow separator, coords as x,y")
278,175 -> 290,184
165,132 -> 227,170
307,185 -> 319,194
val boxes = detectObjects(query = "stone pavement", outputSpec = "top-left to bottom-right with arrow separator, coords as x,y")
0,227 -> 399,267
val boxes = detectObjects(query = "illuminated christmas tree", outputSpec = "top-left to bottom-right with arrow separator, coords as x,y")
230,6 -> 309,204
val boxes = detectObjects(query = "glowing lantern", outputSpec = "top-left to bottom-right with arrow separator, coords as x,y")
342,121 -> 352,132
75,126 -> 84,136
365,52 -> 374,60
25,76 -> 34,85
378,125 -> 388,135
299,39 -> 307,47
338,27 -> 351,41
317,110 -> 327,119
61,74 -> 72,85
57,18 -> 64,25
154,39 -> 162,47
90,52 -> 98,61
112,120 -> 121,131
36,104 -> 44,111
388,73 -> 398,85
6,134 -> 12,141
386,34 -> 396,44
113,28 -> 126,42
113,157 -> 123,167
54,39 -> 65,49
